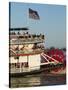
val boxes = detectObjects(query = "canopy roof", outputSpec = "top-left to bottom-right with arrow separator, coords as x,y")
10,27 -> 29,31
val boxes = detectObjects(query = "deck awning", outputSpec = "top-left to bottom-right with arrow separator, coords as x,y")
9,27 -> 29,31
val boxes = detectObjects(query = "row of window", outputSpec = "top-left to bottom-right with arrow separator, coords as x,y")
9,62 -> 28,68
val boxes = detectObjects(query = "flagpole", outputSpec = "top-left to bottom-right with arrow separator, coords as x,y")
27,6 -> 29,31
28,8 -> 40,35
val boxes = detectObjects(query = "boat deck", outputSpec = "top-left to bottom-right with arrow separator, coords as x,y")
9,63 -> 64,77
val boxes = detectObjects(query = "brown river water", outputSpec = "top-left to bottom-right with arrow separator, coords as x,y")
10,72 -> 66,88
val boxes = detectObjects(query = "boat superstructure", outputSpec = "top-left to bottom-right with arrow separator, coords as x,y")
9,27 -> 45,75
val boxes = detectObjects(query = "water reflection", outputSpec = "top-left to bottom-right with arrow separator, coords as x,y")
10,73 -> 66,88
11,74 -> 41,87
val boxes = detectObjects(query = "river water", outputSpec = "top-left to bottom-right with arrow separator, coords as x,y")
10,72 -> 66,88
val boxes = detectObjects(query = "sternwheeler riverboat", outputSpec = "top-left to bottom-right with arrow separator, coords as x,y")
9,27 -> 65,77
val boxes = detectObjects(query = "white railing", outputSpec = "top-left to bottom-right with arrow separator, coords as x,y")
41,53 -> 59,63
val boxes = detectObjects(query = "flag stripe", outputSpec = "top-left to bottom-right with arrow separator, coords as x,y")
29,8 -> 40,20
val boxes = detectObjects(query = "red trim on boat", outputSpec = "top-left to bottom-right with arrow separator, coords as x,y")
15,52 -> 41,56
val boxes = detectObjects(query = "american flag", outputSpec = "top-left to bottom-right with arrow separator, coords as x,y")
29,8 -> 40,20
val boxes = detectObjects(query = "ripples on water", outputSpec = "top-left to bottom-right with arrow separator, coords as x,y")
10,72 -> 66,88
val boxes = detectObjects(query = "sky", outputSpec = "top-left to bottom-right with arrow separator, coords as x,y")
10,2 -> 66,48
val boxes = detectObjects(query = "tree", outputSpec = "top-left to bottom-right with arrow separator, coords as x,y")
50,47 -> 55,50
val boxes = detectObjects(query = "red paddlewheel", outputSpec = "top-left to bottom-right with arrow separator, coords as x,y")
41,49 -> 66,72
48,49 -> 66,72
47,49 -> 65,63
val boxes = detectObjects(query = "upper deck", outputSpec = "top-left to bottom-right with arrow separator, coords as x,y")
10,34 -> 45,45
10,27 -> 45,45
